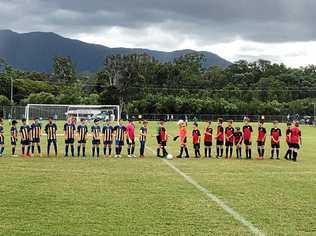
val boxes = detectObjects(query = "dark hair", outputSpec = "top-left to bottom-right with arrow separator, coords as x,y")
22,118 -> 26,122
236,127 -> 240,130
48,116 -> 53,120
218,118 -> 223,124
287,122 -> 292,126
295,122 -> 299,127
12,120 -> 18,125
81,118 -> 85,122
193,122 -> 198,127
94,119 -> 99,123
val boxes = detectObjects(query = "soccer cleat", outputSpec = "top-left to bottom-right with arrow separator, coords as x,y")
270,157 -> 274,160
128,154 -> 132,158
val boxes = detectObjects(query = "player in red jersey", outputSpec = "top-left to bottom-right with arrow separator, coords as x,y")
284,122 -> 292,160
204,121 -> 213,158
225,120 -> 234,159
216,118 -> 224,158
289,122 -> 302,162
270,121 -> 282,160
242,117 -> 253,159
257,120 -> 266,160
234,127 -> 243,159
192,122 -> 201,158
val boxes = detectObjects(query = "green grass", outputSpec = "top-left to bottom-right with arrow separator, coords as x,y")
0,120 -> 315,235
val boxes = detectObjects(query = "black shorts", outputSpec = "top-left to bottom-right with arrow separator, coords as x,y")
271,143 -> 280,149
127,139 -> 135,145
104,140 -> 112,145
204,141 -> 212,147
216,140 -> 224,146
32,138 -> 40,143
257,141 -> 265,146
65,138 -> 75,144
11,140 -> 17,145
160,141 -> 167,147
290,143 -> 300,149
287,142 -> 291,148
156,136 -> 161,144
21,140 -> 30,146
193,143 -> 200,150
244,140 -> 252,145
225,141 -> 233,147
78,140 -> 86,144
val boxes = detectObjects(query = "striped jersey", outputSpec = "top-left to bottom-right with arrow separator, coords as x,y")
113,125 -> 126,141
30,123 -> 41,139
20,125 -> 30,141
102,125 -> 113,141
139,127 -> 147,141
11,126 -> 18,142
91,125 -> 101,140
77,124 -> 88,141
64,123 -> 76,140
45,123 -> 57,140
0,125 -> 4,142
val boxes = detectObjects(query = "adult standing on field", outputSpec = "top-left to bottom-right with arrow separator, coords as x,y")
243,117 -> 253,159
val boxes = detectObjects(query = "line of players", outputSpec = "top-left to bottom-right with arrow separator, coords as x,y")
0,117 -> 148,158
155,118 -> 302,161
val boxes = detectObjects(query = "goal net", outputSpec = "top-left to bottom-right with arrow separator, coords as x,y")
25,104 -> 120,123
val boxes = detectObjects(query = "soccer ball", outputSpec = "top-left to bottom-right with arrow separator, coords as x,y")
166,154 -> 173,160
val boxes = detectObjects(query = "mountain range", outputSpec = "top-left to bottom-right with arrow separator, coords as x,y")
0,29 -> 231,73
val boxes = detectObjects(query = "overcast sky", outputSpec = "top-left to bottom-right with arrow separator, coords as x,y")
1,0 -> 316,67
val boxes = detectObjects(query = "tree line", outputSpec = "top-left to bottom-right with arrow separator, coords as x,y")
0,53 -> 316,116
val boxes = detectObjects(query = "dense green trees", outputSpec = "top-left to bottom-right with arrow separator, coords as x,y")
0,54 -> 316,115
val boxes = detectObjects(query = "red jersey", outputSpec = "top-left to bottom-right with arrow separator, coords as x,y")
243,125 -> 253,140
217,126 -> 224,141
234,131 -> 243,144
204,127 -> 212,142
290,127 -> 301,144
159,127 -> 167,142
192,129 -> 201,144
270,128 -> 282,144
257,127 -> 266,142
225,127 -> 234,142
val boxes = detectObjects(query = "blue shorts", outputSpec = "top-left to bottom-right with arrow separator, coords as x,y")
0,141 -> 4,145
32,138 -> 40,143
104,140 -> 112,145
92,139 -> 101,145
21,140 -> 30,146
65,138 -> 74,144
115,140 -> 124,146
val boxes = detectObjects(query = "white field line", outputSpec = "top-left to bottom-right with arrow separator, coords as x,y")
146,146 -> 266,236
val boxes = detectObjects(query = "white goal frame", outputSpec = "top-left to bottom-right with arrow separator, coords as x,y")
25,104 -> 120,123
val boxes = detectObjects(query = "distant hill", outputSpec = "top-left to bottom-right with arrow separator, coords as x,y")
0,29 -> 231,72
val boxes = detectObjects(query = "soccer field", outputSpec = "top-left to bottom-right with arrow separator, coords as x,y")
0,121 -> 315,235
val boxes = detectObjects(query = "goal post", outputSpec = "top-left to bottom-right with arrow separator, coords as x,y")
25,104 -> 120,123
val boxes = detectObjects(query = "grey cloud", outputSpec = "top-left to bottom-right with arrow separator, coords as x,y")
1,0 -> 316,43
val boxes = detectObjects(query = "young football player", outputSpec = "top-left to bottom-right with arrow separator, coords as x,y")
289,122 -> 302,162
0,118 -> 4,157
126,119 -> 136,158
216,118 -> 224,158
234,127 -> 243,159
176,120 -> 189,158
192,122 -> 201,158
270,121 -> 282,160
45,117 -> 58,157
284,122 -> 292,160
158,121 -> 168,158
156,120 -> 164,157
102,119 -> 113,157
64,117 -> 76,158
77,118 -> 88,158
10,120 -> 18,157
204,121 -> 213,158
30,117 -> 42,157
113,119 -> 127,158
257,120 -> 266,160
243,118 -> 253,159
91,119 -> 101,158
225,120 -> 234,159
139,120 -> 148,158
20,118 -> 31,157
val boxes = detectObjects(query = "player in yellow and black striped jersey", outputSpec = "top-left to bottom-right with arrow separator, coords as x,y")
20,118 -> 31,156
77,118 -> 88,158
0,118 -> 4,157
30,118 -> 42,156
10,120 -> 18,156
102,119 -> 114,157
64,116 -> 76,157
113,119 -> 127,158
91,119 -> 101,158
45,117 -> 58,157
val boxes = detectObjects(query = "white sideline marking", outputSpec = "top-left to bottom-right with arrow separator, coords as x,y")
146,146 -> 265,236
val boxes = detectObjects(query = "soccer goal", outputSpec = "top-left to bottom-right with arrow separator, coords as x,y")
25,104 -> 120,123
